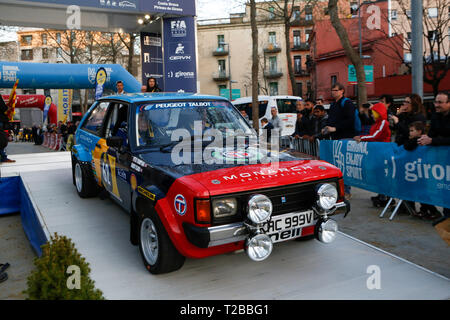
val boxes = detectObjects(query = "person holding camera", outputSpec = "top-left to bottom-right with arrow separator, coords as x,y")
359,102 -> 375,136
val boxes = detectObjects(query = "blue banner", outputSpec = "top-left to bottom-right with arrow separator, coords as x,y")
21,0 -> 195,15
95,68 -> 107,100
140,32 -> 164,91
163,17 -> 197,93
320,140 -> 450,208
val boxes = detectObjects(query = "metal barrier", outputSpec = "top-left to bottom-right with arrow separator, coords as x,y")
281,136 -> 321,157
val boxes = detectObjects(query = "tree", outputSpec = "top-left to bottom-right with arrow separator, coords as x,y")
24,233 -> 104,300
328,0 -> 367,106
250,0 -> 260,130
256,0 -> 318,97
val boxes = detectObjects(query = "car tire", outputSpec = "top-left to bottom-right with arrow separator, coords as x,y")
73,159 -> 100,198
138,207 -> 185,274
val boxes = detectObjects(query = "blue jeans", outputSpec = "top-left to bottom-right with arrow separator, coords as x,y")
0,122 -> 7,161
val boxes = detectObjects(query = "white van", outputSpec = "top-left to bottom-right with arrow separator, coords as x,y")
232,95 -> 302,136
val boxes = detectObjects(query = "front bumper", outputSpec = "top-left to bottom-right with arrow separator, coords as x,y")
183,200 -> 350,249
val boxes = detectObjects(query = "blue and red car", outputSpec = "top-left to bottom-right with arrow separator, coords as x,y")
72,93 -> 350,274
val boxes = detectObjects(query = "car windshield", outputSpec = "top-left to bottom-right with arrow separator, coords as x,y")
135,100 -> 254,147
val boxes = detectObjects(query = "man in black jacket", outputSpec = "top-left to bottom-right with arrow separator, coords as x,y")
0,95 -> 15,163
322,83 -> 356,199
418,92 -> 450,218
322,83 -> 356,140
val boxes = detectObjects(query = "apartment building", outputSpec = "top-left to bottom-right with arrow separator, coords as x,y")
197,0 -> 350,99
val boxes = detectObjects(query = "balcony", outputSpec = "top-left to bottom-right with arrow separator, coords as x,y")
212,71 -> 230,81
212,47 -> 229,56
263,42 -> 282,54
294,69 -> 310,77
292,43 -> 310,51
291,17 -> 314,27
264,69 -> 283,79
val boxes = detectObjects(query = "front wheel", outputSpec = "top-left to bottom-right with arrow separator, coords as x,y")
138,209 -> 185,274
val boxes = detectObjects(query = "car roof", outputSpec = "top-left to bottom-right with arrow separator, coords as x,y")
98,92 -> 230,104
232,95 -> 302,104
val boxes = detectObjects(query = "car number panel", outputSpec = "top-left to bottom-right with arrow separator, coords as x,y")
259,210 -> 315,243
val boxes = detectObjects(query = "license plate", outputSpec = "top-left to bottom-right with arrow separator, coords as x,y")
259,211 -> 315,243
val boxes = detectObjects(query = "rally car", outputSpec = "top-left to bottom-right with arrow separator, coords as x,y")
71,93 -> 350,274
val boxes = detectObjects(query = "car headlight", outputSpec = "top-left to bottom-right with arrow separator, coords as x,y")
316,183 -> 338,210
247,194 -> 272,224
212,198 -> 237,218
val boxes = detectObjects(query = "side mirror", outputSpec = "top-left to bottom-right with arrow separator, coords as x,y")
106,136 -> 123,149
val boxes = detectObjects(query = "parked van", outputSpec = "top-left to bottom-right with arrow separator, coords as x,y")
232,95 -> 302,136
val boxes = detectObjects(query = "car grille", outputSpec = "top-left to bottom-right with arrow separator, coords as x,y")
211,179 -> 337,225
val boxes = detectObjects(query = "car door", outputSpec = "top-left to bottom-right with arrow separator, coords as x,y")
102,102 -> 132,212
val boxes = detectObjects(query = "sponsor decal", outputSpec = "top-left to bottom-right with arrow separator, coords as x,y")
169,42 -> 191,62
220,165 -> 315,182
117,168 -> 127,181
174,194 -> 187,216
211,180 -> 221,185
138,186 -> 155,201
170,20 -> 187,37
212,147 -> 263,163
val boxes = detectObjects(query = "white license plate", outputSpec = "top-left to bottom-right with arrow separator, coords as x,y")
259,211 -> 315,243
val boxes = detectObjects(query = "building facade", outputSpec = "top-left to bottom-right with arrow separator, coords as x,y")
197,0 -> 351,100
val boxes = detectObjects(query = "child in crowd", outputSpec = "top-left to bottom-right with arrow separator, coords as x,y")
354,103 -> 391,207
404,121 -> 441,220
261,117 -> 274,144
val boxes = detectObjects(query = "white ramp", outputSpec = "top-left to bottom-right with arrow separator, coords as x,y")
3,153 -> 450,300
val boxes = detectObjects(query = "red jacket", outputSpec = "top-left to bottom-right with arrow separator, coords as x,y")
360,103 -> 391,142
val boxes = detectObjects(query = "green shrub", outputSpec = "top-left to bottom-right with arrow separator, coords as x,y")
24,233 -> 104,300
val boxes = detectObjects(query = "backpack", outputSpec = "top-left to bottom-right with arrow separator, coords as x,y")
340,97 -> 361,135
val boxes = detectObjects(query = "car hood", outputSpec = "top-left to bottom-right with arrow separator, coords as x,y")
138,146 -> 342,196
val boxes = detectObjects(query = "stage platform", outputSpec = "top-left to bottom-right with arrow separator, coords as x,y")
1,152 -> 449,300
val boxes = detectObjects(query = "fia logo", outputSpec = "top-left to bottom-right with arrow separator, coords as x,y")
171,20 -> 187,37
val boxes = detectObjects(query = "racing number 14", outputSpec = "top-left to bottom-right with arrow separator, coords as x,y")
101,153 -> 120,199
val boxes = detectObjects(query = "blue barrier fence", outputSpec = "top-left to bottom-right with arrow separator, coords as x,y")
319,140 -> 450,208
0,176 -> 47,256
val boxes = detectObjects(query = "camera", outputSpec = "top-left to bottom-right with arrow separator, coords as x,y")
362,103 -> 371,109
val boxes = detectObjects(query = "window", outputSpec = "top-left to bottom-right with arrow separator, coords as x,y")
21,35 -> 32,45
293,30 -> 301,47
42,48 -> 48,59
269,82 -> 278,96
269,32 -> 276,45
406,10 -> 411,18
407,32 -> 412,42
390,9 -> 397,20
428,8 -> 438,18
294,56 -> 302,74
307,81 -> 312,94
217,34 -> 224,49
57,47 -> 63,58
293,6 -> 300,20
41,33 -> 47,45
305,5 -> 313,21
350,2 -> 358,16
21,49 -> 33,60
428,30 -> 438,42
404,53 -> 412,62
218,59 -> 226,75
104,103 -> 129,140
56,32 -> 61,44
218,84 -> 227,95
269,56 -> 277,72
82,102 -> 110,135
305,29 -> 312,42
269,7 -> 275,19
331,75 -> 337,87
296,82 -> 303,97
